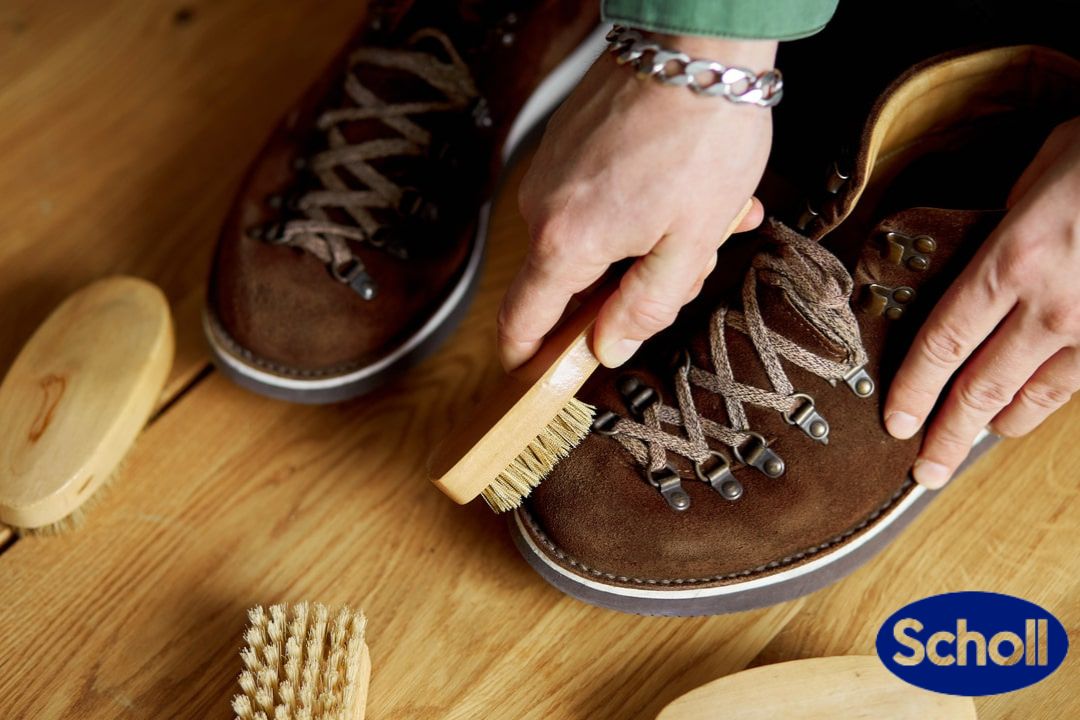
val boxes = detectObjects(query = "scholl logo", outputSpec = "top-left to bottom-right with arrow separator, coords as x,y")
876,591 -> 1068,696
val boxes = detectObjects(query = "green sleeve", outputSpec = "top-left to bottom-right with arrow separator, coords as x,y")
601,0 -> 839,40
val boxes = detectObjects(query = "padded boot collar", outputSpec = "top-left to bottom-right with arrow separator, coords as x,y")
807,45 -> 1080,240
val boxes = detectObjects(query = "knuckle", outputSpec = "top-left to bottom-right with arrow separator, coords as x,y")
889,374 -> 940,406
928,426 -> 976,459
1018,381 -> 1073,411
626,293 -> 679,335
1035,303 -> 1080,337
955,377 -> 1014,413
495,304 -> 527,344
529,215 -> 575,266
919,325 -> 969,368
991,236 -> 1044,289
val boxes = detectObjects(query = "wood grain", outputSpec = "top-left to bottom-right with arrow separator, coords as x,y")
0,189 -> 805,718
0,0 -> 363,396
750,396 -> 1080,720
0,2 -> 1076,719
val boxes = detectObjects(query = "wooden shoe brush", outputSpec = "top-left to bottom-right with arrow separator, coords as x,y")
428,201 -> 753,512
0,276 -> 174,534
655,656 -> 976,719
232,603 -> 371,720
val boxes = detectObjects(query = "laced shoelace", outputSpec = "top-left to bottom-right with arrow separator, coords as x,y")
254,29 -> 481,299
594,221 -> 875,509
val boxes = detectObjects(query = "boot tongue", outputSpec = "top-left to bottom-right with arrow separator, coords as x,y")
299,17 -> 486,254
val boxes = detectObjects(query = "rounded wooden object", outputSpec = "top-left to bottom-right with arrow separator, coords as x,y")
0,277 -> 174,529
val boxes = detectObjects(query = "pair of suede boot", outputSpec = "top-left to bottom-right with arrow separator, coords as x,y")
203,2 -> 1080,615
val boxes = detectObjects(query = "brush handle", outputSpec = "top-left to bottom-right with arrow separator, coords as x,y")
428,282 -> 611,503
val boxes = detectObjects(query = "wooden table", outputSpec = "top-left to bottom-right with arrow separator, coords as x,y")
0,2 -> 1076,718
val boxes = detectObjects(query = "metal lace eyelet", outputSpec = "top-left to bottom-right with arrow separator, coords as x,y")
470,97 -> 493,129
782,392 -> 830,444
331,260 -> 377,300
734,431 -> 785,478
825,160 -> 850,194
862,283 -> 916,319
592,411 -> 620,436
397,187 -> 438,224
843,365 -> 875,397
672,348 -> 692,375
694,450 -> 743,501
267,189 -> 304,212
248,222 -> 287,245
646,463 -> 690,512
882,230 -> 936,271
617,376 -> 660,419
796,200 -> 820,232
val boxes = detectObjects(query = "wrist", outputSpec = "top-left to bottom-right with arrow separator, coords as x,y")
605,27 -> 783,108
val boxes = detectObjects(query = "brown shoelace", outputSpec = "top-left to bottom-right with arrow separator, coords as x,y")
596,222 -> 872,508
257,29 -> 480,299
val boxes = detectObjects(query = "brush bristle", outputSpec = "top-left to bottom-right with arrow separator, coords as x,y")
481,397 -> 595,513
232,603 -> 367,720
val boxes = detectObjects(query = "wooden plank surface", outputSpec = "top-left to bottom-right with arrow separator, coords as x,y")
0,0 -> 362,539
0,2 -> 1076,719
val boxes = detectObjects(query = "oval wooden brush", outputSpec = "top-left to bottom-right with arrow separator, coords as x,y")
654,656 -> 976,719
429,201 -> 753,512
0,276 -> 174,534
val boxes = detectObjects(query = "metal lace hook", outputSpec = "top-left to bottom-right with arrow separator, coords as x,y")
694,450 -> 743,501
782,392 -> 830,444
646,463 -> 691,512
734,431 -> 785,478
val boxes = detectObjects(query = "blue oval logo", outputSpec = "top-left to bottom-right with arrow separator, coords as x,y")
876,591 -> 1068,696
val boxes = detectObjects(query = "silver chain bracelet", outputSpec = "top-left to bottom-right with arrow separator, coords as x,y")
605,25 -> 783,107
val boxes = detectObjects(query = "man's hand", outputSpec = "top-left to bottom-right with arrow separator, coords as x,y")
497,36 -> 777,371
885,116 -> 1080,488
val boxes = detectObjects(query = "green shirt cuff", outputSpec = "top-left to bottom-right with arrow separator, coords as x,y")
601,0 -> 839,40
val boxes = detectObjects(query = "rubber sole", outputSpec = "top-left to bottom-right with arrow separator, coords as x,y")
511,431 -> 999,616
204,25 -> 609,404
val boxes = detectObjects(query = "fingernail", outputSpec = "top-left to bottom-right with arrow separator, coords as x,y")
885,411 -> 920,439
598,338 -> 642,368
913,459 -> 951,489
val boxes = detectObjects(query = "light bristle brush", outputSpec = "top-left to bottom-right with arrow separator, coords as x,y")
233,603 -> 371,720
428,202 -> 753,512
0,276 -> 174,534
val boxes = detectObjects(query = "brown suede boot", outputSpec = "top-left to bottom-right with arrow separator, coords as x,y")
511,46 -> 1080,615
205,1 -> 602,402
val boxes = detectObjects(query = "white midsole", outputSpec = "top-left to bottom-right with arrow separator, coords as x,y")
514,429 -> 990,601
